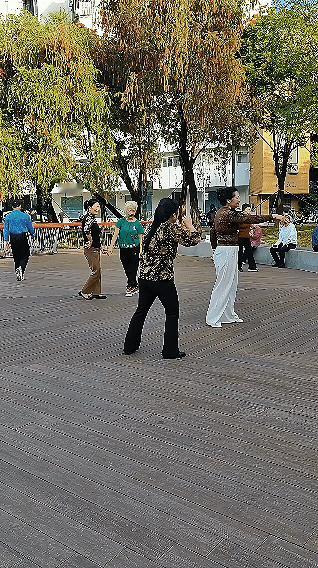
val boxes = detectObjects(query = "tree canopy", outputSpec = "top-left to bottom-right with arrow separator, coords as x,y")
242,0 -> 318,209
0,11 -> 113,212
101,0 -> 246,220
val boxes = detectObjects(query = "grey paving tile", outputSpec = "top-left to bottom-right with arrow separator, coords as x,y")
0,254 -> 317,567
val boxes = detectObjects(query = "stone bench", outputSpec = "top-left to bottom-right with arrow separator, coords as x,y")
179,242 -> 318,273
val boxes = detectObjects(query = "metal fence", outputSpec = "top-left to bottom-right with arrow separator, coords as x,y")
0,222 -> 115,257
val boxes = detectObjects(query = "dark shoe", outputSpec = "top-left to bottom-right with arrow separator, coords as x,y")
272,263 -> 279,267
124,349 -> 138,355
248,268 -> 258,272
15,267 -> 22,281
162,351 -> 186,360
78,291 -> 93,300
277,264 -> 285,268
92,294 -> 107,299
238,268 -> 243,272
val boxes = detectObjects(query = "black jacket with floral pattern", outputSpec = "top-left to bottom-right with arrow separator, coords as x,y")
140,221 -> 201,281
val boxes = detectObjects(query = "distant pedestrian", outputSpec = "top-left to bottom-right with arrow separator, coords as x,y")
206,204 -> 217,246
312,226 -> 318,252
107,201 -> 144,296
238,204 -> 257,272
270,213 -> 297,268
3,200 -> 35,281
79,199 -> 106,300
124,198 -> 200,359
250,223 -> 263,251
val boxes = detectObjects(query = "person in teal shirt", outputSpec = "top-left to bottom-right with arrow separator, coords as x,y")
107,201 -> 144,296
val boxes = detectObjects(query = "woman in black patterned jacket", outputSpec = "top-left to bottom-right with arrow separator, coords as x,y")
124,198 -> 201,359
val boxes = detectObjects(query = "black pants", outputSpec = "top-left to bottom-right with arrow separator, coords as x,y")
238,237 -> 256,270
120,247 -> 140,288
270,243 -> 296,266
10,234 -> 30,275
124,279 -> 179,357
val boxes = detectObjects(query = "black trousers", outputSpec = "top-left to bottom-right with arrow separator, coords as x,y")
10,234 -> 30,275
124,279 -> 179,357
120,247 -> 140,288
270,243 -> 296,266
238,237 -> 256,270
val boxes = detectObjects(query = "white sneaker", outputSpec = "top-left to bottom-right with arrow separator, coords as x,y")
206,321 -> 222,328
125,289 -> 133,297
15,267 -> 22,281
78,291 -> 93,300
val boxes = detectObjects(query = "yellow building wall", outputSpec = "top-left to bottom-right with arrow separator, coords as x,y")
250,133 -> 310,199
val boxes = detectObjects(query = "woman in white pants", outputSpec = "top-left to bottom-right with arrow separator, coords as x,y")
206,188 -> 281,328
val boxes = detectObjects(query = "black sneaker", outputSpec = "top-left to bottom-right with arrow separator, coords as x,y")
92,294 -> 107,299
162,351 -> 186,360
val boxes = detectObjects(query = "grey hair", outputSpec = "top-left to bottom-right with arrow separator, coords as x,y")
124,201 -> 138,215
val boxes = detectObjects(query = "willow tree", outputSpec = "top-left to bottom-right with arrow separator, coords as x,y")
0,12 -> 113,216
242,1 -> 318,212
102,0 -> 245,221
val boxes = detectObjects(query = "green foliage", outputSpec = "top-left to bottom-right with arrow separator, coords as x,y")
242,1 -> 318,192
263,224 -> 314,248
0,11 -> 114,199
0,117 -> 25,195
101,0 -> 246,219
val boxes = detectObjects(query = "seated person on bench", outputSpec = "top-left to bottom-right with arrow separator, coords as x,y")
270,213 -> 297,268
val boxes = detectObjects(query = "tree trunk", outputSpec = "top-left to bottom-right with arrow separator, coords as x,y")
276,176 -> 285,215
177,105 -> 200,225
114,142 -> 142,217
273,138 -> 290,214
36,186 -> 43,222
45,199 -> 58,223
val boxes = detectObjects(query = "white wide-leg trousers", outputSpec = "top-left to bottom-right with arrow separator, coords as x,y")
206,246 -> 242,328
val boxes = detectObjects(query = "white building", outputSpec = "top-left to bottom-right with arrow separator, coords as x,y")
114,146 -> 250,220
0,0 -> 22,15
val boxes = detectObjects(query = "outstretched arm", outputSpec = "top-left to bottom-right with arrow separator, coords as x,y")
174,217 -> 201,247
106,227 -> 120,254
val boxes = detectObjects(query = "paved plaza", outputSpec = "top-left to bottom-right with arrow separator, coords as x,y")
0,252 -> 317,568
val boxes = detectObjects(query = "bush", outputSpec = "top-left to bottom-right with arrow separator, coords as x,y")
263,225 -> 315,248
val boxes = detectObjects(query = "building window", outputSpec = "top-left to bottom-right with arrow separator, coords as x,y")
162,155 -> 180,168
61,196 -> 83,220
237,153 -> 249,163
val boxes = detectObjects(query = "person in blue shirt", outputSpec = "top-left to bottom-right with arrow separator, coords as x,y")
4,200 -> 35,281
312,226 -> 318,252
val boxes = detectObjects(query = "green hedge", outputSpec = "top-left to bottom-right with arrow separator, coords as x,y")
263,225 -> 315,248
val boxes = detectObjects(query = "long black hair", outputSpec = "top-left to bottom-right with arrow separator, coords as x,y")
84,198 -> 99,211
143,198 -> 179,252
